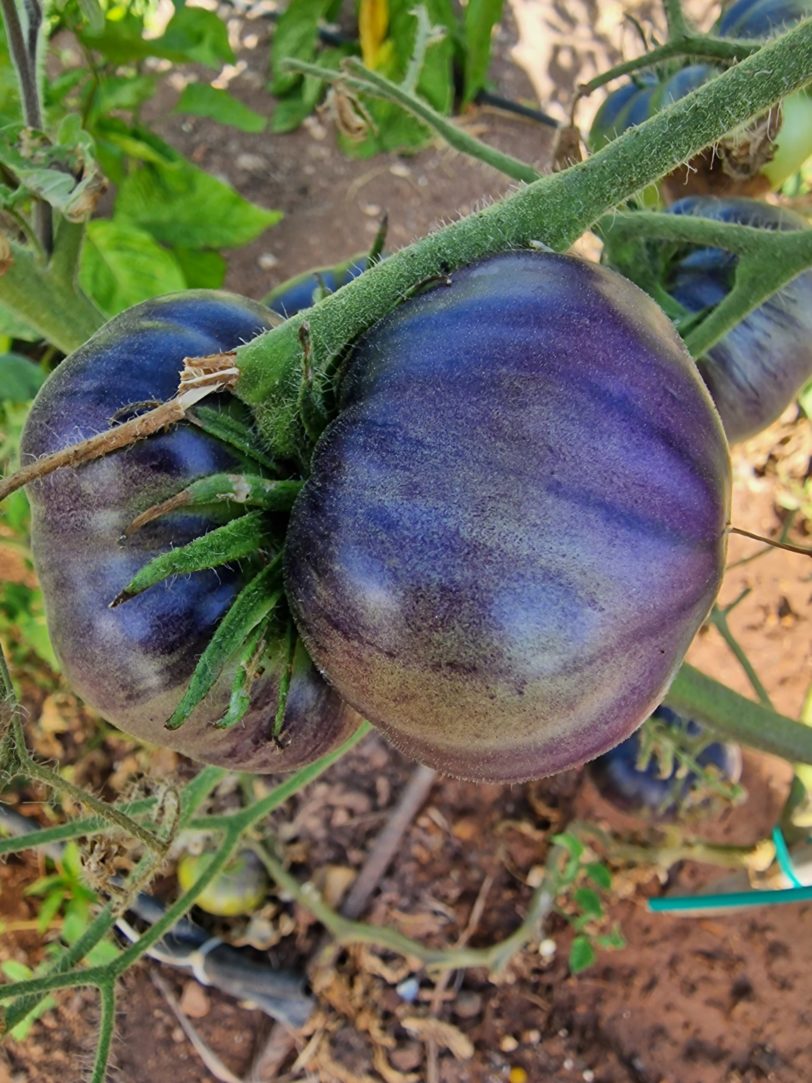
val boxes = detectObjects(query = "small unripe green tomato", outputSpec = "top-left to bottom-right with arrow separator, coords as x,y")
177,849 -> 269,917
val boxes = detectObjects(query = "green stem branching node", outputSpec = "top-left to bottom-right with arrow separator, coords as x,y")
234,18 -> 812,462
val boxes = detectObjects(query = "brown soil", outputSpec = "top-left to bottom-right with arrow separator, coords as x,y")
2,3 -> 811,1082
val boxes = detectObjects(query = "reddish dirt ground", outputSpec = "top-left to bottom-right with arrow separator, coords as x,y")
1,3 -> 811,1082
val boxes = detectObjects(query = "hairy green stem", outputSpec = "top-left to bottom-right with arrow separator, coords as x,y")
572,819 -> 772,872
666,664 -> 812,762
1,765 -> 224,1031
710,604 -> 773,709
577,33 -> 758,98
255,837 -> 564,975
0,240 -> 104,353
10,717 -> 168,855
285,57 -> 540,184
234,19 -> 812,460
600,211 -> 812,358
90,982 -> 116,1083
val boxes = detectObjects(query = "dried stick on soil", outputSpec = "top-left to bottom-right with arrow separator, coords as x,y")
246,763 -> 437,1082
150,971 -> 245,1083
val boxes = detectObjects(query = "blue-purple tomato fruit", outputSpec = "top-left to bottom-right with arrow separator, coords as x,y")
588,0 -> 812,194
264,257 -> 370,318
588,704 -> 743,816
665,196 -> 812,442
283,252 -> 731,783
21,291 -> 359,772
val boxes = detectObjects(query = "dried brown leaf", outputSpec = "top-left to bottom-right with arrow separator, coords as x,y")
401,1016 -> 474,1060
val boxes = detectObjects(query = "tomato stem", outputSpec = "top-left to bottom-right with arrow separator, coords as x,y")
235,19 -> 812,460
0,353 -> 238,504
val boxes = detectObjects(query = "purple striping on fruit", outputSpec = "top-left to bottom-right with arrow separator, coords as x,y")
284,252 -> 731,782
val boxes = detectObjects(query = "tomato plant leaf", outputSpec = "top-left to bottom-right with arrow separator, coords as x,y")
569,935 -> 596,974
116,160 -> 281,249
0,354 -> 45,401
462,0 -> 504,104
574,887 -> 604,918
79,220 -> 186,317
585,862 -> 612,890
176,84 -> 268,134
270,0 -> 335,96
159,6 -> 235,67
171,247 -> 227,290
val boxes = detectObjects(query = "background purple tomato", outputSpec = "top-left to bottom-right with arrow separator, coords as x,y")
264,257 -> 370,318
588,704 -> 743,816
665,196 -> 812,442
21,291 -> 359,772
284,252 -> 731,783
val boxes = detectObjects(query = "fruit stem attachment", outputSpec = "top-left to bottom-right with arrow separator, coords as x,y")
0,352 -> 238,503
727,525 -> 811,559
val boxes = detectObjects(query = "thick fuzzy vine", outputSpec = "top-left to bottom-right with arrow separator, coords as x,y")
232,17 -> 812,462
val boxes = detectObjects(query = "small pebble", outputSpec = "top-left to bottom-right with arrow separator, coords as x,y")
396,977 -> 420,1003
500,1035 -> 519,1053
390,1042 -> 423,1071
236,153 -> 267,173
509,1069 -> 528,1083
179,981 -> 210,1019
452,991 -> 482,1019
539,938 -> 557,959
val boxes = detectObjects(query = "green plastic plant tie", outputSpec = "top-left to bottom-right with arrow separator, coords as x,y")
648,886 -> 812,913
771,825 -> 804,888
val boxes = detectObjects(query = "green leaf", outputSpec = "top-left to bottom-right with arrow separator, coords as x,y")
116,160 -> 281,249
0,354 -> 45,400
78,0 -> 105,34
0,306 -> 39,342
160,6 -> 235,68
585,862 -> 612,890
89,74 -> 159,118
595,927 -> 626,950
1,960 -> 32,980
462,0 -> 504,104
172,247 -> 227,289
552,832 -> 584,858
574,887 -> 604,918
79,220 -> 186,317
176,83 -> 267,133
270,0 -> 335,96
81,7 -> 233,67
569,935 -> 596,974
112,511 -> 268,606
166,559 -> 284,731
36,889 -> 66,934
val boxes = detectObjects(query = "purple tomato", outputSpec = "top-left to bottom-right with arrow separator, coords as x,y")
283,252 -> 731,783
665,196 -> 812,442
21,292 -> 359,771
588,704 -> 743,816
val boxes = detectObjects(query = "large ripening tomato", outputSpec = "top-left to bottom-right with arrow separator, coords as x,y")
664,196 -> 812,442
21,292 -> 359,772
588,0 -> 812,195
284,251 -> 732,783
